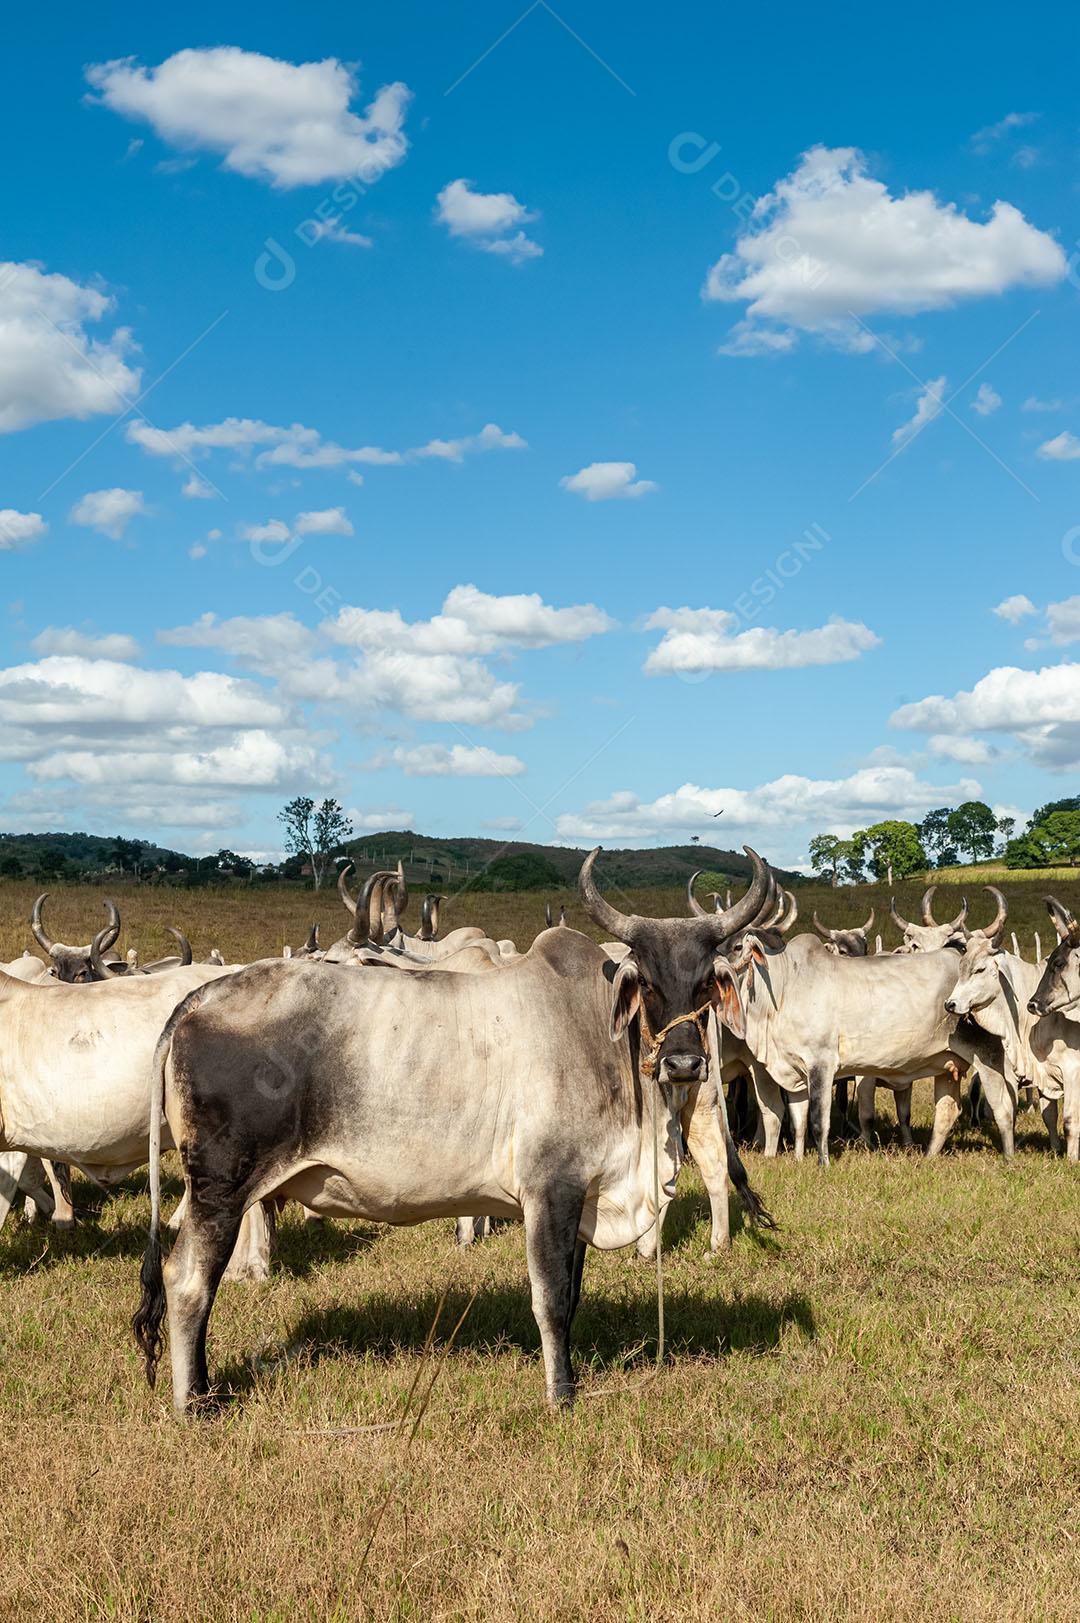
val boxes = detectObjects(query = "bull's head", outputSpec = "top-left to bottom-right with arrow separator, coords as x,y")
1028,897 -> 1080,1016
813,907 -> 874,958
944,934 -> 1010,1016
890,885 -> 1005,953
581,845 -> 774,1084
32,893 -> 121,983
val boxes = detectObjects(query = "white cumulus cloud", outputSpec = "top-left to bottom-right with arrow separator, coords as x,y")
295,506 -> 353,536
643,608 -> 879,673
892,377 -> 947,446
31,627 -> 142,660
704,145 -> 1065,354
971,381 -> 1002,416
369,743 -> 526,777
69,488 -> 148,540
1036,431 -> 1080,461
86,47 -> 411,189
435,179 -> 542,262
560,461 -> 657,501
992,594 -> 1037,623
0,510 -> 47,550
0,261 -> 140,434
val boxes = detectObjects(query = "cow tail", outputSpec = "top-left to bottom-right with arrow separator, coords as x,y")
716,1076 -> 777,1232
132,989 -> 202,1388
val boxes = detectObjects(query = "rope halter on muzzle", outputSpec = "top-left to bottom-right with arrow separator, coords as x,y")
636,998 -> 714,1080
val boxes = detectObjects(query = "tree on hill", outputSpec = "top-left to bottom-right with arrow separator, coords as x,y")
466,852 -> 563,892
946,801 -> 997,863
278,797 -> 352,890
1007,809 -> 1080,868
1029,795 -> 1080,828
850,821 -> 927,887
808,834 -> 855,887
916,807 -> 959,869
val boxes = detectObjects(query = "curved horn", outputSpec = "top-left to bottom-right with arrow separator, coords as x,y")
686,871 -> 708,918
947,896 -> 969,932
422,896 -> 435,941
713,847 -> 771,939
381,872 -> 400,937
978,885 -> 1007,940
337,862 -> 358,918
165,926 -> 193,965
890,897 -> 912,934
860,908 -> 875,936
89,923 -> 120,980
921,884 -> 939,926
812,909 -> 839,944
579,848 -> 636,941
30,893 -> 55,955
777,890 -> 799,935
358,870 -> 395,947
99,897 -> 121,952
303,922 -> 319,954
545,903 -> 553,929
1044,895 -> 1078,943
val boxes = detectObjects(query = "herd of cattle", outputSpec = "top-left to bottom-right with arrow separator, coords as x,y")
0,850 -> 1077,1411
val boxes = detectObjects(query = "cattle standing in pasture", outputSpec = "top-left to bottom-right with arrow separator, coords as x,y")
132,848 -> 775,1412
1023,897 -> 1080,1159
731,927 -> 1010,1165
945,932 -> 1077,1154
0,955 -> 276,1275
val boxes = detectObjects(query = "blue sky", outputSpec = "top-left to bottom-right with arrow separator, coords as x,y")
1,1 -> 1079,866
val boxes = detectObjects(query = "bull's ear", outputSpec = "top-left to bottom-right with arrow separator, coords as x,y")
712,958 -> 746,1040
609,959 -> 641,1042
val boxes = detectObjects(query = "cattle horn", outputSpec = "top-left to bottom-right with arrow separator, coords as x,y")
713,847 -> 771,940
813,909 -> 839,943
686,871 -> 709,918
1044,895 -> 1080,945
579,848 -> 638,940
99,898 -> 121,952
921,884 -> 939,926
890,897 -> 911,934
89,923 -> 120,979
165,926 -> 193,965
303,922 -> 319,955
860,907 -> 875,935
778,890 -> 800,934
30,893 -> 55,955
337,863 -> 358,918
359,870 -> 395,947
545,902 -> 554,928
975,886 -> 1007,941
948,897 -> 969,932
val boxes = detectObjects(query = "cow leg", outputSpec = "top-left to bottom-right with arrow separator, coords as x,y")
522,1186 -> 586,1408
221,1200 -> 276,1283
1041,1096 -> 1062,1155
16,1157 -> 55,1224
164,1195 -> 247,1411
808,1067 -> 834,1167
42,1161 -> 75,1229
856,1077 -> 877,1148
0,1153 -> 32,1230
1063,1070 -> 1080,1163
455,1216 -> 491,1247
751,1070 -> 784,1157
895,1084 -> 914,1148
167,1191 -> 188,1232
927,1073 -> 962,1156
978,1067 -> 1016,1161
788,1094 -> 809,1161
682,1084 -> 731,1252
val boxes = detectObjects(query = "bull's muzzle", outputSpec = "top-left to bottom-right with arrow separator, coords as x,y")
658,1051 -> 707,1084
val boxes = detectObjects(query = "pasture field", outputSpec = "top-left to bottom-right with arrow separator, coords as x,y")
0,877 -> 1078,1619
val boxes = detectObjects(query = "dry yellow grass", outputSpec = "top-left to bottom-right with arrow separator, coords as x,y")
0,881 -> 1078,1619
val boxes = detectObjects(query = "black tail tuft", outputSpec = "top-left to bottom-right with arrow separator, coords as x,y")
132,1230 -> 166,1388
726,1134 -> 779,1232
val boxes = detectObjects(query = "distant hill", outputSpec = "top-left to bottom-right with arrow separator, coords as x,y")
342,831 -> 800,891
0,827 -> 799,891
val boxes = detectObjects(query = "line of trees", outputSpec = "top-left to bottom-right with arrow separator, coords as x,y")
808,801 -> 1015,886
1003,797 -> 1080,868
